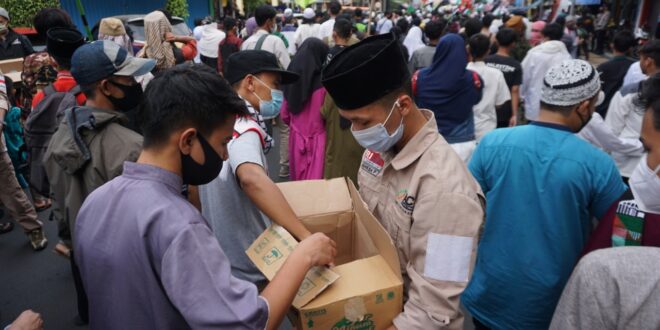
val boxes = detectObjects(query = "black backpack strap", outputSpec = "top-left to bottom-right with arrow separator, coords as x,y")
255,34 -> 269,51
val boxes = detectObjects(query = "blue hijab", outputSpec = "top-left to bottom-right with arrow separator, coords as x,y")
415,33 -> 482,143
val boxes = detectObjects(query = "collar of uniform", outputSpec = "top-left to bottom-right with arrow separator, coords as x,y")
390,109 -> 439,170
254,29 -> 269,36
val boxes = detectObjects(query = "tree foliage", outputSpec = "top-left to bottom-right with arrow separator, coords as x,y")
166,0 -> 190,19
0,0 -> 60,27
243,0 -> 269,16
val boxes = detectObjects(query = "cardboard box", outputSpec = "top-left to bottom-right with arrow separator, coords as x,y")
247,178 -> 403,330
0,58 -> 23,83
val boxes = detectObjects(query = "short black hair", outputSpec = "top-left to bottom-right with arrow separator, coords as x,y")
194,18 -> 204,26
354,8 -> 362,18
482,14 -> 494,28
424,19 -> 445,40
255,5 -> 277,26
638,73 -> 660,130
496,27 -> 518,47
412,17 -> 422,27
395,18 -> 410,35
469,34 -> 490,59
223,17 -> 237,31
80,82 -> 99,99
329,1 -> 342,16
464,18 -> 483,38
542,23 -> 563,41
611,30 -> 635,53
377,80 -> 413,109
33,8 -> 74,39
140,64 -> 248,148
540,101 -> 579,115
639,39 -> 660,67
333,18 -> 352,39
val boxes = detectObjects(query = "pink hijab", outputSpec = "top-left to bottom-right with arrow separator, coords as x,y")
530,21 -> 546,46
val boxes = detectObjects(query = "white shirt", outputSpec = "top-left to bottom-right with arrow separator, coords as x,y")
318,18 -> 335,42
293,24 -> 320,50
377,18 -> 393,34
467,61 -> 511,140
198,24 -> 226,58
604,85 -> 645,177
521,41 -> 571,121
241,29 -> 291,69
578,112 -> 644,157
622,61 -> 647,86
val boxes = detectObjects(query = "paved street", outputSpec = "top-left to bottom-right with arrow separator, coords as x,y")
0,52 -> 615,328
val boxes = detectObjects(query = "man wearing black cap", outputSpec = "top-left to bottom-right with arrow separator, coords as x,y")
43,40 -> 155,324
199,50 -> 317,288
322,32 -> 484,329
31,27 -> 86,109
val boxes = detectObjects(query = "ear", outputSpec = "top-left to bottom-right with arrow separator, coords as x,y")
575,99 -> 591,116
178,128 -> 197,156
99,79 -> 113,97
398,94 -> 414,117
245,75 -> 255,92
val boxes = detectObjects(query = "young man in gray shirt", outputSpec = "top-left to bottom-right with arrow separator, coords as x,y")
199,50 -> 313,287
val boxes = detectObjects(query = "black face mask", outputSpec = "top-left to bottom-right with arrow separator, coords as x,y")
576,109 -> 593,132
107,80 -> 144,112
181,133 -> 223,185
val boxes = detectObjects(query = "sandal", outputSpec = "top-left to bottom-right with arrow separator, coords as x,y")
53,241 -> 71,259
34,198 -> 52,212
0,222 -> 14,235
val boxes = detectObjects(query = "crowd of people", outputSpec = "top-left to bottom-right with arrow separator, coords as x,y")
0,1 -> 659,329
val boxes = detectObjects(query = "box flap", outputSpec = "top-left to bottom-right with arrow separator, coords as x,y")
246,225 -> 340,308
346,179 -> 403,281
302,255 -> 401,310
276,179 -> 352,218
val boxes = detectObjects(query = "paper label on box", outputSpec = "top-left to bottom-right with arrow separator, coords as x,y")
247,225 -> 340,308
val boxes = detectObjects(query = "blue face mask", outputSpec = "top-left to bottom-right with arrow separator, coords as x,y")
253,76 -> 283,119
351,100 -> 404,152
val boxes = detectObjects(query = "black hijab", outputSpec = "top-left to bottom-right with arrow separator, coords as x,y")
283,38 -> 329,115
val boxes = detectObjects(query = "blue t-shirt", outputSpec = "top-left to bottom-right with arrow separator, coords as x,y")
462,122 -> 627,330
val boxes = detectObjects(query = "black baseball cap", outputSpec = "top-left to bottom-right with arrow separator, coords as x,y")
224,50 -> 299,85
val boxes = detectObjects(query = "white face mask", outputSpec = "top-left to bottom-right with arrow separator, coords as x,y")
629,154 -> 660,213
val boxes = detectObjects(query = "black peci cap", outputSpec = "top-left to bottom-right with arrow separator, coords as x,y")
224,50 -> 299,85
321,32 -> 410,110
47,27 -> 85,67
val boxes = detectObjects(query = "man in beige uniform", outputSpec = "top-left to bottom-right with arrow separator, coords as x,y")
322,32 -> 485,329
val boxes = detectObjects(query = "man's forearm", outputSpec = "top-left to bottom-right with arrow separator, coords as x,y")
511,86 -> 520,117
238,164 -> 311,240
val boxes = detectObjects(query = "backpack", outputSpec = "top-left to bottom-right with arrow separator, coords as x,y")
24,84 -> 82,196
219,39 -> 241,75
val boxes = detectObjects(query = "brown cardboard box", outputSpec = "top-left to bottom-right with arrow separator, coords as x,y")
247,178 -> 403,330
0,58 -> 23,83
